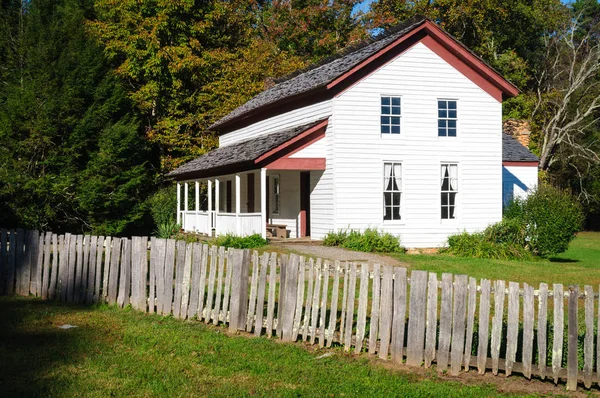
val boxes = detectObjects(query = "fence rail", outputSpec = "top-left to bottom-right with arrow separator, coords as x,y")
0,228 -> 596,391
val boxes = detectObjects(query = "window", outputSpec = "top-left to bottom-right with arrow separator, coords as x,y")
441,164 -> 458,219
383,162 -> 402,220
272,175 -> 280,215
381,96 -> 401,134
438,100 -> 457,137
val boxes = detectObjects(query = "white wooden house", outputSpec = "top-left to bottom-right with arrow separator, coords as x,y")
168,17 -> 539,248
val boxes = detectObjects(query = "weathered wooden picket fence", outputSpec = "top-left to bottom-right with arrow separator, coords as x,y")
0,229 -> 597,391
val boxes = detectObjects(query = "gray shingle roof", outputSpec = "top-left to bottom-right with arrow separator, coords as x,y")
502,133 -> 539,163
168,120 -> 325,179
210,17 -> 427,130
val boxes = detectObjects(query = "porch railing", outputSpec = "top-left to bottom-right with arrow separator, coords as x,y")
181,211 -> 212,235
215,212 -> 262,236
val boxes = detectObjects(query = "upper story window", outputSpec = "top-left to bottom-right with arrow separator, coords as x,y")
381,96 -> 401,134
441,164 -> 458,219
383,162 -> 402,220
438,100 -> 457,137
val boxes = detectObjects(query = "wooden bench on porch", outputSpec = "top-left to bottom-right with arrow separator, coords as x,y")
266,224 -> 288,239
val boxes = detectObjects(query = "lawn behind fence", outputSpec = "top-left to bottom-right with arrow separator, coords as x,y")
0,296 -> 530,397
384,232 -> 600,287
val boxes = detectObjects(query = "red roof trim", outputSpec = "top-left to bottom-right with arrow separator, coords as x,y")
327,20 -> 519,102
503,161 -> 539,167
265,158 -> 326,170
255,119 -> 328,164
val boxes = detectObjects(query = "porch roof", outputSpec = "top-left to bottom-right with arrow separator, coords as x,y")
502,133 -> 539,164
168,119 -> 328,180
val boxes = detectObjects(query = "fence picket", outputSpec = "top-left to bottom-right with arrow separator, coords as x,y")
137,237 -> 149,312
505,281 -> 520,376
378,265 -> 393,360
477,279 -> 491,374
276,255 -> 287,339
34,232 -> 44,297
101,236 -> 111,302
205,245 -> 218,322
406,270 -> 427,367
584,285 -> 594,389
368,263 -> 381,355
148,238 -> 157,314
118,238 -> 131,308
41,232 -> 52,300
326,261 -> 341,347
196,244 -> 210,320
107,237 -> 121,305
491,280 -> 505,375
214,247 -> 226,325
172,240 -> 186,318
552,284 -> 564,384
180,242 -> 193,319
254,252 -> 269,336
246,251 -> 260,331
0,229 -> 6,295
152,239 -> 166,314
281,254 -> 299,341
437,273 -> 453,371
266,253 -> 277,337
450,275 -> 468,376
319,260 -> 331,347
74,234 -> 84,302
463,276 -> 477,371
80,235 -> 90,302
67,234 -> 78,303
221,248 -> 233,324
301,258 -> 313,341
424,272 -> 438,368
48,234 -> 59,300
58,234 -> 67,301
538,283 -> 548,380
566,285 -> 579,391
354,263 -> 369,352
311,259 -> 324,345
293,256 -> 306,342
14,229 -> 24,296
162,239 -> 176,315
85,236 -> 97,304
522,283 -> 535,379
340,262 -> 349,344
187,243 -> 202,319
344,263 -> 358,351
391,266 -> 407,363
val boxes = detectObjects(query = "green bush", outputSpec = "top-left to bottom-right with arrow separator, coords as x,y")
446,229 -> 532,260
505,185 -> 584,257
323,228 -> 403,253
156,221 -> 180,239
214,234 -> 268,249
149,186 -> 177,228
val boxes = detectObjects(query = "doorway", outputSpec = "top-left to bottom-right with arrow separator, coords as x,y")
300,172 -> 311,237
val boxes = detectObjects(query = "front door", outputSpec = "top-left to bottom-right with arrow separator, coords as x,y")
247,173 -> 255,213
300,172 -> 311,237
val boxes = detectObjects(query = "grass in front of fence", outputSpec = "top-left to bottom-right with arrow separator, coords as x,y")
0,296 -> 529,397
387,232 -> 600,287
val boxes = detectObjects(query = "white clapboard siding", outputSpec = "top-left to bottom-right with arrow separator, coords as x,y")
332,42 -> 503,248
219,100 -> 332,147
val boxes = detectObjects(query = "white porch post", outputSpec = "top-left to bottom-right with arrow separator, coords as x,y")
183,182 -> 189,230
176,182 -> 181,226
194,181 -> 200,233
235,173 -> 241,235
260,168 -> 267,239
207,180 -> 212,233
215,178 -> 220,235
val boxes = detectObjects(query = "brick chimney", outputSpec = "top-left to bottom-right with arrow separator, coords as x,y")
503,119 -> 531,147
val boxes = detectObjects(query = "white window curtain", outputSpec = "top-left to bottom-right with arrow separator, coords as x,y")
449,165 -> 458,191
384,163 -> 392,191
393,163 -> 402,191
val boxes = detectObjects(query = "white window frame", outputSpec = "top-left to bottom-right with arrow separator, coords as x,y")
383,162 -> 403,221
380,96 -> 401,135
272,175 -> 281,215
440,163 -> 458,220
438,99 -> 458,137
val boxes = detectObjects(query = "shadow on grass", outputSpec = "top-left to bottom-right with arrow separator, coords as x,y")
0,297 -> 93,397
547,257 -> 579,263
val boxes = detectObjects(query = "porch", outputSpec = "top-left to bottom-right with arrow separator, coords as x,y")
170,119 -> 329,239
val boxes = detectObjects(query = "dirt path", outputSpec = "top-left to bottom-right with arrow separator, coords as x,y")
274,244 -> 407,267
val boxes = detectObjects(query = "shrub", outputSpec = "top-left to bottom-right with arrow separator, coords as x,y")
149,186 -> 177,228
156,221 -> 180,239
505,185 -> 584,257
323,228 -> 403,253
446,230 -> 532,260
214,234 -> 268,249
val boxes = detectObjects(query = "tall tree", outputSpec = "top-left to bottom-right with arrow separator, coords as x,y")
0,0 -> 155,234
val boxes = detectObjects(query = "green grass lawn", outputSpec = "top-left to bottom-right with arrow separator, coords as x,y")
387,232 -> 600,287
0,296 -> 540,397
